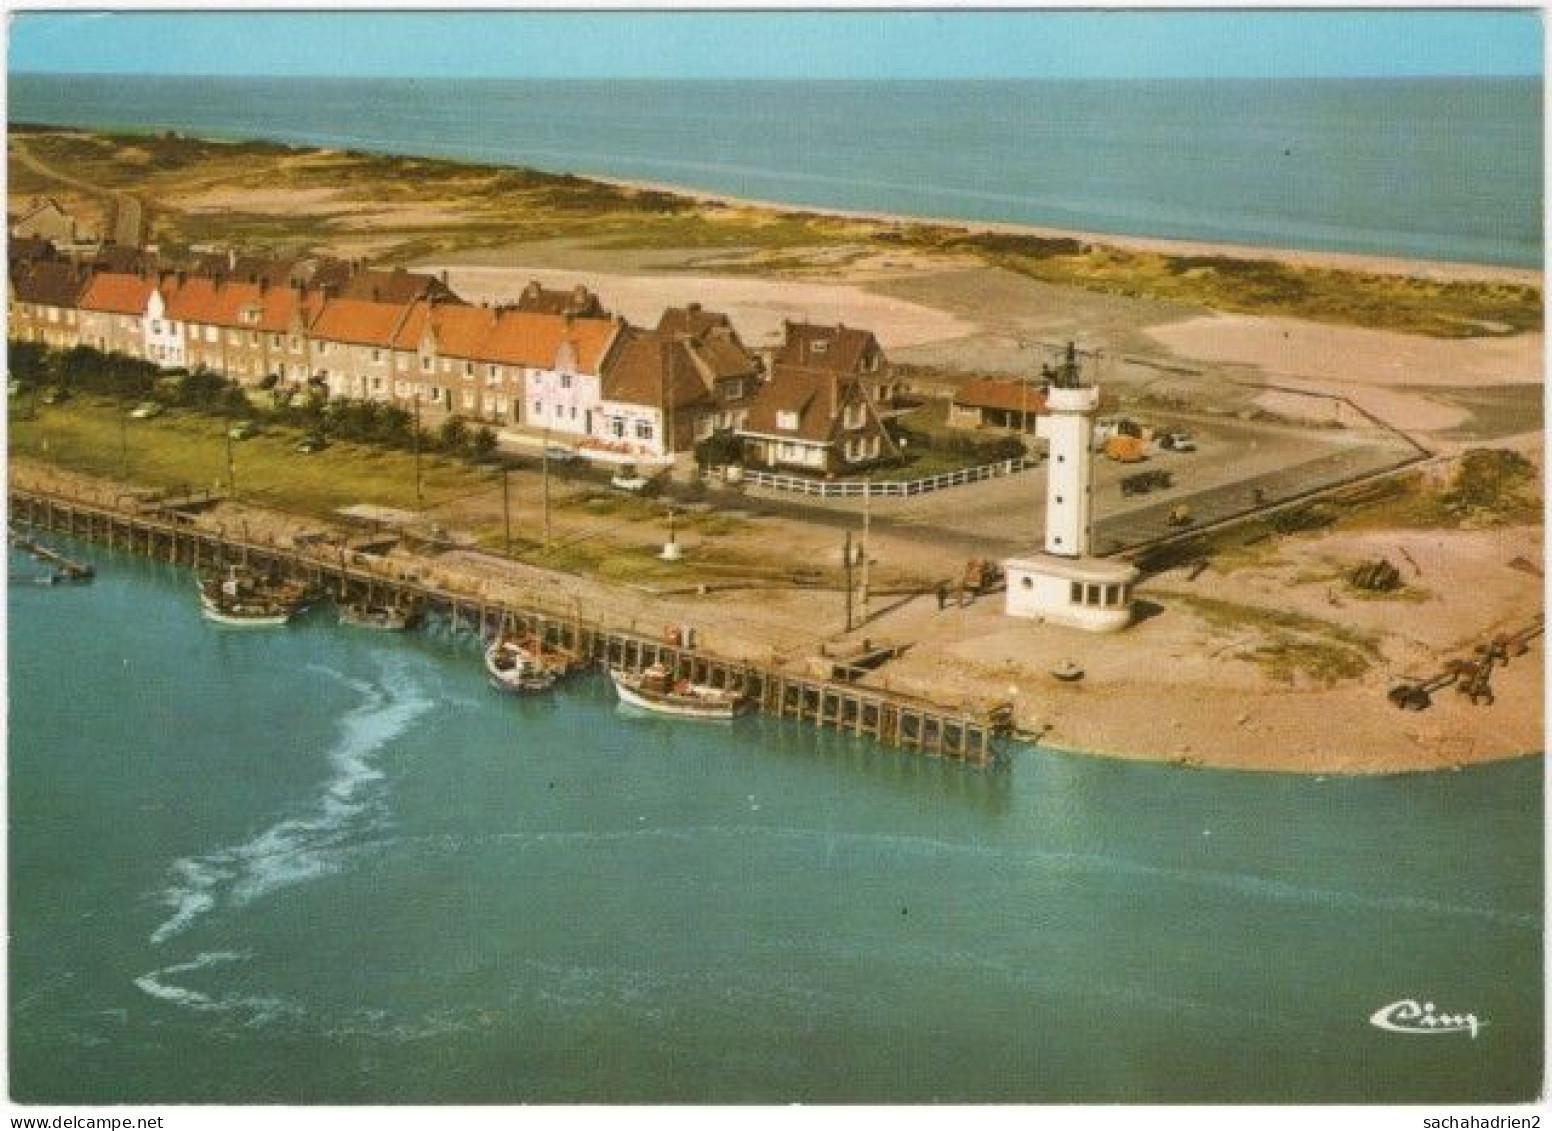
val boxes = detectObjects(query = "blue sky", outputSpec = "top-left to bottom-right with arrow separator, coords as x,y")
8,10 -> 1542,80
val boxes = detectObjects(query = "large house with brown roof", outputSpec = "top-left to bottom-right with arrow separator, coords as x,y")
772,320 -> 899,406
737,365 -> 896,475
656,303 -> 764,437
593,326 -> 715,458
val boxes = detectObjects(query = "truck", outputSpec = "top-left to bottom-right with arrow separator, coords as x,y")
1103,434 -> 1147,463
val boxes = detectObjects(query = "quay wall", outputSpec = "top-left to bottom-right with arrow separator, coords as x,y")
9,487 -> 1013,764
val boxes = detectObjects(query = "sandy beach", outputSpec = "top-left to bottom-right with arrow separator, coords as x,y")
589,173 -> 1544,286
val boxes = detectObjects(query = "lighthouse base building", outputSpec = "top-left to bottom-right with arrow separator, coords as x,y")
1003,553 -> 1138,632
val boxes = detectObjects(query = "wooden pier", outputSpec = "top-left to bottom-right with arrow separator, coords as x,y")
9,524 -> 95,584
10,488 -> 1012,764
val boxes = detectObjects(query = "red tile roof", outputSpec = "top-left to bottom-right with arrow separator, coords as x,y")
388,301 -> 621,373
164,276 -> 309,334
953,378 -> 1048,416
600,327 -> 713,411
309,297 -> 415,348
78,271 -> 155,315
774,321 -> 887,377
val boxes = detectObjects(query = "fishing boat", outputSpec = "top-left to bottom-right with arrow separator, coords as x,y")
484,635 -> 562,694
338,598 -> 422,631
609,662 -> 751,720
197,567 -> 312,627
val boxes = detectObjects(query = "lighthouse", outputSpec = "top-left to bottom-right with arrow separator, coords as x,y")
1003,343 -> 1137,632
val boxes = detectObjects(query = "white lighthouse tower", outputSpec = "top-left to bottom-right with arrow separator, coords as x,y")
1004,343 -> 1137,631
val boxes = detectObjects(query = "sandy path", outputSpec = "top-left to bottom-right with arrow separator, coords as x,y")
420,264 -> 974,350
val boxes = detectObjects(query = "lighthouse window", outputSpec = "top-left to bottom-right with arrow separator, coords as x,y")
1021,576 -> 1033,590
1057,454 -> 1065,463
1055,495 -> 1064,504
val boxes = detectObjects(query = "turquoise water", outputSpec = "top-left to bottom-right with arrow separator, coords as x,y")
8,75 -> 1542,267
7,540 -> 1543,1102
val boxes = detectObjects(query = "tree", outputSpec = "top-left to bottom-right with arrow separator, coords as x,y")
438,414 -> 469,454
469,425 -> 498,462
7,340 -> 50,388
694,431 -> 745,470
377,404 -> 414,448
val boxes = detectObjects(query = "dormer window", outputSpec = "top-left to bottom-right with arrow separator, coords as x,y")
776,409 -> 799,431
809,341 -> 828,355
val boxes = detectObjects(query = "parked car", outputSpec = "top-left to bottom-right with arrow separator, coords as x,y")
228,420 -> 259,440
1158,431 -> 1196,453
129,401 -> 163,419
543,443 -> 579,463
610,465 -> 651,493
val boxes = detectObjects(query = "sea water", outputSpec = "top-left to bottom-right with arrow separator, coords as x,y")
8,541 -> 1542,1102
8,75 -> 1542,268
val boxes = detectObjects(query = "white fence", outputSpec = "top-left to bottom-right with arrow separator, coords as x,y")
738,457 -> 1036,499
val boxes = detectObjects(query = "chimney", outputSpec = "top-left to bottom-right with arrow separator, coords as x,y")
440,269 -> 449,285
688,302 -> 701,315
259,277 -> 269,295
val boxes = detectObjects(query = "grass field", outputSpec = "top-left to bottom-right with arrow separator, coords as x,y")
9,397 -> 498,518
10,126 -> 1541,339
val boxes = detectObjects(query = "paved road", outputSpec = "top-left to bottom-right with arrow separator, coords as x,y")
12,136 -> 146,247
724,413 -> 1417,560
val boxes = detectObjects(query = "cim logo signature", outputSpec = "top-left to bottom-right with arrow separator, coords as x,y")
1370,999 -> 1484,1039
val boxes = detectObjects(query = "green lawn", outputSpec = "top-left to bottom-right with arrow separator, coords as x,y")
10,398 -> 497,518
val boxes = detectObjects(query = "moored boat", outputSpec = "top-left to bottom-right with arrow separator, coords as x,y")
609,662 -> 751,720
484,635 -> 561,693
339,598 -> 422,631
197,568 -> 312,627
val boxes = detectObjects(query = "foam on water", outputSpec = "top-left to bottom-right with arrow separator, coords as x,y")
147,656 -> 434,946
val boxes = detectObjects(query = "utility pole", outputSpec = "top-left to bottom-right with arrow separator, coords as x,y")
119,412 -> 129,480
859,478 -> 871,624
843,529 -> 854,632
225,412 -> 236,497
412,392 -> 424,507
501,463 -> 512,556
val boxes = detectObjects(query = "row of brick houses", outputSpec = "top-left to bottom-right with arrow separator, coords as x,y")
9,238 -> 899,472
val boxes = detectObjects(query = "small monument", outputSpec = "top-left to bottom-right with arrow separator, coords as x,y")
1004,343 -> 1138,631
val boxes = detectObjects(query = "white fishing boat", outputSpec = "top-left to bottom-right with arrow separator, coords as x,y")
609,662 -> 751,720
484,635 -> 561,693
196,568 -> 311,627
